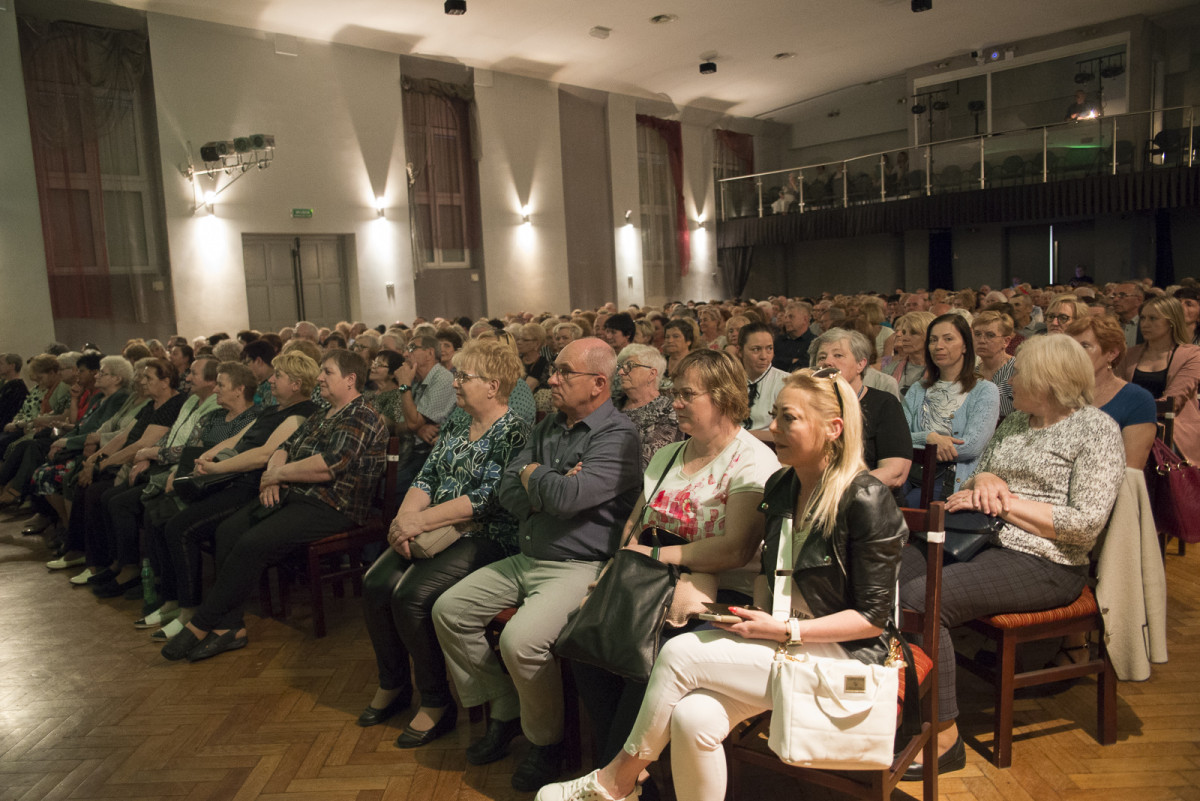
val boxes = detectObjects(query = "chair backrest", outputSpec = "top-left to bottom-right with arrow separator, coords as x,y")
913,445 -> 938,508
900,501 -> 946,726
380,436 -> 402,520
1156,397 -> 1176,451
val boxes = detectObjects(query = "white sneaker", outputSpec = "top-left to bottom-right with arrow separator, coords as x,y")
68,569 -> 92,585
47,556 -> 86,570
534,770 -> 639,801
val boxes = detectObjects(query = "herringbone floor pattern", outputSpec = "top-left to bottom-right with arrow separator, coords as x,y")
2,512 -> 1198,801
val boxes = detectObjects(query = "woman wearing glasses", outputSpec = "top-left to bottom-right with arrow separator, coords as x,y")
537,368 -> 906,801
573,349 -> 779,783
901,313 -> 999,507
358,339 -> 530,745
614,344 -> 682,471
971,311 -> 1016,420
365,350 -> 409,434
1043,295 -> 1091,336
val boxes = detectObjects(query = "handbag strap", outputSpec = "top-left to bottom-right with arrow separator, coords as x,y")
887,619 -> 922,738
627,442 -> 685,547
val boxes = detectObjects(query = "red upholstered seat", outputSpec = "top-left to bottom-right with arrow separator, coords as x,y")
979,586 -> 1097,630
898,643 -> 932,715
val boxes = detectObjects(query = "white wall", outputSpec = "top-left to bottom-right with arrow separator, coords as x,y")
147,14 -> 414,338
473,71 -> 570,316
608,93 -> 644,309
678,121 -> 722,302
0,5 -> 58,356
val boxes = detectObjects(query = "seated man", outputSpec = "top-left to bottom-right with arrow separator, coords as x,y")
392,335 -> 456,493
432,338 -> 641,792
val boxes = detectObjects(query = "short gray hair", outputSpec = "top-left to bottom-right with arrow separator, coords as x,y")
100,355 -> 134,387
617,343 -> 667,379
814,328 -> 872,364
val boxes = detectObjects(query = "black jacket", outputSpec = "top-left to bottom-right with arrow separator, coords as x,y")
758,469 -> 907,664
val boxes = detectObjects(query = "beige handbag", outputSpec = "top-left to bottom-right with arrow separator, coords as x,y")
409,524 -> 462,558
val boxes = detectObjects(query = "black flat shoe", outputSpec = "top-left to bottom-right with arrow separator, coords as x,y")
356,693 -> 412,727
161,626 -> 203,661
511,740 -> 564,792
902,735 -> 965,781
92,576 -> 141,599
187,629 -> 248,662
465,716 -> 523,765
86,567 -> 117,586
395,704 -> 457,749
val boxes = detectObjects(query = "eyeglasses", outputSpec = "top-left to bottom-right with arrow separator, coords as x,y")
811,366 -> 844,418
1111,292 -> 1141,300
1045,314 -> 1073,324
665,388 -> 709,404
405,344 -> 421,352
617,361 -> 650,375
352,343 -> 370,351
972,330 -> 1003,340
548,364 -> 602,381
452,372 -> 486,385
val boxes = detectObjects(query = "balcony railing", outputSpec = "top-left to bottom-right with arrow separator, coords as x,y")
718,105 -> 1198,222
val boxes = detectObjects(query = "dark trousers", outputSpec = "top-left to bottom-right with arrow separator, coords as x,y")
72,476 -> 115,565
149,483 -> 259,607
898,544 -> 1086,722
0,436 -> 50,493
190,494 -> 354,632
106,481 -> 148,567
362,536 -> 507,708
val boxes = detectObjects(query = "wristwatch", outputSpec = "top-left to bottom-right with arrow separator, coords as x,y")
785,617 -> 804,646
397,383 -> 411,393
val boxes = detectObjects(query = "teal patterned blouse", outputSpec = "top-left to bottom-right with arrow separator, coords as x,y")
412,406 -> 529,552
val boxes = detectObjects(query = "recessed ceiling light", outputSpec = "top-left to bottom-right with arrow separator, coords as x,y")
773,52 -> 796,61
649,14 -> 677,24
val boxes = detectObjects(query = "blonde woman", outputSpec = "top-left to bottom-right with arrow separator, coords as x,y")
536,368 -> 907,801
880,311 -> 935,396
1120,295 -> 1200,460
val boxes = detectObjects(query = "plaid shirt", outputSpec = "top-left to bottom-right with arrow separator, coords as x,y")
284,394 -> 387,524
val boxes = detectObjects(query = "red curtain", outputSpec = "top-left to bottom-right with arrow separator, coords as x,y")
715,129 -> 754,174
636,114 -> 690,276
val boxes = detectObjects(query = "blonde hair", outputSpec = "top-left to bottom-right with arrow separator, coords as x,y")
675,349 -> 750,423
1141,295 -> 1189,347
1045,294 -> 1091,324
780,369 -> 867,537
894,311 -> 936,337
1012,334 -> 1094,412
455,338 -> 523,399
272,351 -> 320,395
971,309 -> 1014,337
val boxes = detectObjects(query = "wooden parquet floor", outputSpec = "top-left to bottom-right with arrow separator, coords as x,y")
2,512 -> 1200,801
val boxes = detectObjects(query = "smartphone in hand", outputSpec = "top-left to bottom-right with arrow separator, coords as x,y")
697,602 -> 742,624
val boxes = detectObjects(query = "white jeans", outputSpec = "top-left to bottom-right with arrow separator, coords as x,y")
623,629 -> 846,801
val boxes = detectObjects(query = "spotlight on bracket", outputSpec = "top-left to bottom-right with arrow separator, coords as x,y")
1074,71 -> 1094,84
932,100 -> 950,111
444,0 -> 466,15
699,60 -> 716,75
911,104 -> 926,115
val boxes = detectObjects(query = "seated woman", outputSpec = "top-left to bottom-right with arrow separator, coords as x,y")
0,354 -> 66,496
517,323 -> 552,392
536,368 -> 905,801
161,349 -> 387,662
972,310 -> 1016,420
575,349 -> 780,771
365,350 -> 409,433
614,344 -> 681,472
474,329 -> 537,425
880,311 -> 934,396
1120,295 -> 1200,461
139,352 -> 320,638
897,335 -> 1125,776
67,359 -> 185,586
359,339 -> 529,741
901,313 -> 999,507
661,319 -> 700,380
1043,294 -> 1091,335
814,328 -> 912,489
1068,316 -> 1156,469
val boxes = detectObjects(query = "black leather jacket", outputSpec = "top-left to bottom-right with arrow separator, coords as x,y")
758,469 -> 907,665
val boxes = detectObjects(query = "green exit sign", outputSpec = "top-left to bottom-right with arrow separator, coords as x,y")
292,208 -> 313,219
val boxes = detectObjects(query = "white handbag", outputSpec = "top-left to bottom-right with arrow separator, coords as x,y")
766,647 -> 900,769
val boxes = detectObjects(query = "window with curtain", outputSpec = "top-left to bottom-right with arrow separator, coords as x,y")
714,129 -> 755,219
19,17 -> 174,347
637,117 -> 682,303
402,78 -> 481,272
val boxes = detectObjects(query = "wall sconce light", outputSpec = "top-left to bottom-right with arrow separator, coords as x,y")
696,213 -> 707,226
521,205 -> 531,224
624,209 -> 633,223
203,191 -> 215,213
375,197 -> 386,217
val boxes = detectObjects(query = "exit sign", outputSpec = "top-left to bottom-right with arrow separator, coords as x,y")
292,208 -> 313,219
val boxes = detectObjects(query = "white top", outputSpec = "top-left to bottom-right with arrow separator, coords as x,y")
643,429 -> 781,595
746,366 -> 790,431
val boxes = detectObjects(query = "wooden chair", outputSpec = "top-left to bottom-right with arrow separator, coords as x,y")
955,560 -> 1117,767
725,502 -> 945,801
914,445 -> 938,509
1152,398 -> 1183,556
260,436 -> 400,637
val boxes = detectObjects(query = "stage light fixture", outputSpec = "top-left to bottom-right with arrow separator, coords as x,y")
1074,71 -> 1094,84
911,104 -> 926,115
911,0 -> 932,11
444,0 -> 466,15
699,60 -> 716,75
968,100 -> 986,113
1100,64 -> 1125,79
932,100 -> 949,111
